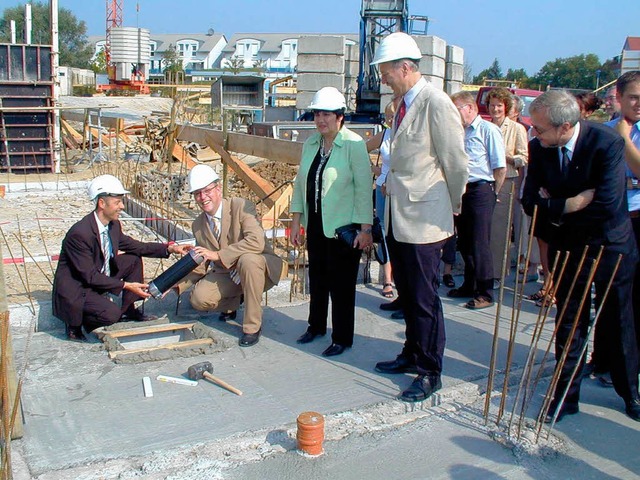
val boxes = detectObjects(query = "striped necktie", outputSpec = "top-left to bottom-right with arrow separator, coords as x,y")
101,229 -> 111,276
395,99 -> 407,127
211,217 -> 220,241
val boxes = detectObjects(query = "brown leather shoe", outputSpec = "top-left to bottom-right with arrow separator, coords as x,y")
465,297 -> 494,310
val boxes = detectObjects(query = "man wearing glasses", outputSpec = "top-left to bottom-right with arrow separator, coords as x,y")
448,91 -> 506,310
175,165 -> 285,347
522,89 -> 640,423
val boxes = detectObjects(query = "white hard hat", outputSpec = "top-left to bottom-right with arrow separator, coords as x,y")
307,87 -> 346,111
188,164 -> 220,193
88,174 -> 129,201
371,32 -> 422,65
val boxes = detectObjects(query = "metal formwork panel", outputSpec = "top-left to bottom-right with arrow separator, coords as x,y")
0,43 -> 54,172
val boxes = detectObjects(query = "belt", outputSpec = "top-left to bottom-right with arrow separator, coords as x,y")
467,180 -> 494,187
630,210 -> 640,219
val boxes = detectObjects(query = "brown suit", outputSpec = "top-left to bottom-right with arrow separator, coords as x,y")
178,198 -> 285,334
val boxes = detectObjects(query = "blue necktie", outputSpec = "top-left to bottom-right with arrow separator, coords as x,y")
102,229 -> 111,276
561,147 -> 570,178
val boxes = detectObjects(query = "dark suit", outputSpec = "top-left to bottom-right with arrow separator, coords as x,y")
52,212 -> 170,331
522,121 -> 640,407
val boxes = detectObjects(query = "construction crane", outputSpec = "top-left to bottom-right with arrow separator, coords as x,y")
356,0 -> 428,116
105,0 -> 123,74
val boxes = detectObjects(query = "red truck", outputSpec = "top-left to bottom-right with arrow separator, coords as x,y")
476,87 -> 543,127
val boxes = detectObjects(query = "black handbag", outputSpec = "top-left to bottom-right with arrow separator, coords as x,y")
334,223 -> 360,248
334,218 -> 389,264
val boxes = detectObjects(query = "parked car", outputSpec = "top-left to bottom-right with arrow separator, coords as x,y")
476,87 -> 543,127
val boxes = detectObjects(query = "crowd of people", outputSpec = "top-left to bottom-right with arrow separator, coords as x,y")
51,33 -> 640,421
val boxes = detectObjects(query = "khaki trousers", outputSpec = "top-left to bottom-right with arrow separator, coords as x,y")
189,253 -> 274,334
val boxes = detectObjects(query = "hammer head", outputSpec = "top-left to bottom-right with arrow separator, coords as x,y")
187,361 -> 213,380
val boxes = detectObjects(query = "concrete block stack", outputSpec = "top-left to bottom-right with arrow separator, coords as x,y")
414,35 -> 447,91
344,42 -> 360,111
445,45 -> 465,95
296,36 -> 346,110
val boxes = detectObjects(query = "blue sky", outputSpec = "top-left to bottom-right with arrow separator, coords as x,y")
5,0 -> 639,76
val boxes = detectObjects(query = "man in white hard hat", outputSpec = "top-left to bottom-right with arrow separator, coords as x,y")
175,165 -> 285,347
370,32 -> 469,403
52,175 -> 190,342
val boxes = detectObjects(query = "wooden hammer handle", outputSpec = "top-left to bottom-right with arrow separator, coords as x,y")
203,371 -> 243,396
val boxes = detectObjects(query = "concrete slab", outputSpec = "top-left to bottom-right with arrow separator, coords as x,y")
296,73 -> 345,94
298,36 -> 346,56
446,62 -> 465,82
415,35 -> 447,59
445,80 -> 463,96
446,44 -> 465,64
10,272 -> 575,478
297,54 -> 345,74
419,56 -> 446,78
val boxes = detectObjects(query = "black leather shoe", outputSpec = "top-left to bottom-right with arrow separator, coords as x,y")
625,398 -> 640,422
121,308 -> 158,322
390,310 -> 404,320
543,402 -> 579,424
399,375 -> 442,402
219,310 -> 237,322
380,298 -> 402,311
296,329 -> 325,344
447,287 -> 473,298
375,355 -> 418,374
443,274 -> 455,288
66,325 -> 87,342
322,343 -> 348,357
239,329 -> 261,347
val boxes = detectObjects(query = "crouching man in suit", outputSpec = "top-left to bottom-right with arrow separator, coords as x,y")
176,165 -> 285,347
52,175 -> 189,342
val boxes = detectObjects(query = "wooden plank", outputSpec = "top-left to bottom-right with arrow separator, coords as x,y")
60,119 -> 83,148
176,125 -> 302,165
213,144 -> 277,208
105,322 -> 195,339
108,338 -> 214,359
227,132 -> 302,165
171,140 -> 198,169
118,132 -> 134,145
261,184 -> 293,229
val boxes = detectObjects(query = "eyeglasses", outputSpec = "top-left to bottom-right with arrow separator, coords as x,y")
456,104 -> 469,111
193,183 -> 219,199
531,124 -> 556,136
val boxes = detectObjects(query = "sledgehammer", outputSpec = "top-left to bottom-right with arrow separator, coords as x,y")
187,361 -> 243,396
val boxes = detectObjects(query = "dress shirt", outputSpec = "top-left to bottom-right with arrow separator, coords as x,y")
464,115 -> 506,183
558,121 -> 580,168
375,128 -> 392,187
605,118 -> 640,212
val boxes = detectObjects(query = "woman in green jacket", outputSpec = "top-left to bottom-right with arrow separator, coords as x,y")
290,87 -> 373,357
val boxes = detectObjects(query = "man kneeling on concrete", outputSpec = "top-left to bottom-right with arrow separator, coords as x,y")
176,165 -> 285,347
53,175 -> 190,342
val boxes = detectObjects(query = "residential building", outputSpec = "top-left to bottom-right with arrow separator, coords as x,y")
621,36 -> 640,75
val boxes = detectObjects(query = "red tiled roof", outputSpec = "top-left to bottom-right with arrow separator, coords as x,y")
625,37 -> 640,50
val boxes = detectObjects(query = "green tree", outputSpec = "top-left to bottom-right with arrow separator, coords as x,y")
530,53 -> 603,89
0,2 -> 93,68
224,55 -> 244,75
472,58 -> 503,85
162,44 -> 183,73
505,68 -> 528,83
90,47 -> 107,74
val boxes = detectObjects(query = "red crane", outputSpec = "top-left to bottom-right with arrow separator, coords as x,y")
105,0 -> 123,76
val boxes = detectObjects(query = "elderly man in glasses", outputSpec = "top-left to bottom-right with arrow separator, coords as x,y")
175,165 -> 285,347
